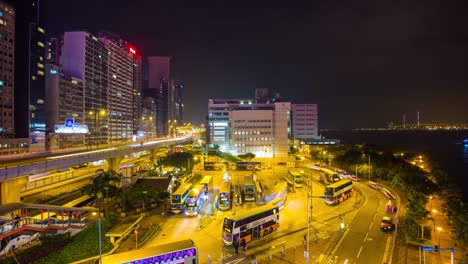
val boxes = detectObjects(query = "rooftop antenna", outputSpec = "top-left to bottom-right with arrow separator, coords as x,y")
403,114 -> 406,129
417,111 -> 420,128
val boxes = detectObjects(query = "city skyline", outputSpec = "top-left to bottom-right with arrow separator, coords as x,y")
44,0 -> 468,129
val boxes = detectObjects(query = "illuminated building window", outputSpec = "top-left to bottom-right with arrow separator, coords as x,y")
32,76 -> 36,80
37,41 -> 45,48
37,63 -> 44,68
37,27 -> 45,34
37,70 -> 44,76
37,99 -> 44,104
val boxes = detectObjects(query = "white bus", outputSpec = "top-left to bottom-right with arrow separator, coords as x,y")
222,204 -> 279,247
324,179 -> 353,205
171,183 -> 193,214
218,181 -> 232,211
287,170 -> 303,188
185,184 -> 206,216
243,175 -> 256,202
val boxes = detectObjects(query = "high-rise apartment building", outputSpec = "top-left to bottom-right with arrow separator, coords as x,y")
174,81 -> 184,124
291,104 -> 319,141
6,0 -> 47,148
98,32 -> 135,142
132,54 -> 143,137
0,1 -> 15,138
60,31 -> 109,146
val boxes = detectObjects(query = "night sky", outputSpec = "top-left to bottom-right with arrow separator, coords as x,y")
45,0 -> 468,129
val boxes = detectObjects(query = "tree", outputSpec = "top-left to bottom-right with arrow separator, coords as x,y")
81,169 -> 121,215
238,153 -> 255,160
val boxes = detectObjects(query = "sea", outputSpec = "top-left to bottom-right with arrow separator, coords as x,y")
321,130 -> 468,202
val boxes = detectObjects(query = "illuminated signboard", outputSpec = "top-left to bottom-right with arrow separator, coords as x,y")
129,47 -> 136,55
54,118 -> 88,134
123,247 -> 196,264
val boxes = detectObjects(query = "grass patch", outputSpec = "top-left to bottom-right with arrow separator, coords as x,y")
34,221 -> 114,264
2,221 -> 114,264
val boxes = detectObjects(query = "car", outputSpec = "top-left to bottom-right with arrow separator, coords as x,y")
380,216 -> 395,232
278,162 -> 287,165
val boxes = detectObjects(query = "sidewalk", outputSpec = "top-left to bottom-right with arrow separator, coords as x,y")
395,195 -> 467,264
112,206 -> 167,254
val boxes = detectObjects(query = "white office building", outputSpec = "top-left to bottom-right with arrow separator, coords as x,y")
208,97 -> 291,158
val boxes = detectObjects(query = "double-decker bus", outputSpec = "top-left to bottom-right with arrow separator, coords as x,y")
319,168 -> 341,185
243,175 -> 256,202
218,181 -> 232,211
287,170 -> 303,188
324,179 -> 353,205
199,175 -> 213,194
171,183 -> 192,214
222,204 -> 279,246
102,239 -> 198,263
185,184 -> 206,216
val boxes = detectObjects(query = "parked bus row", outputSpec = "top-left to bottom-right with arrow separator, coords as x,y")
170,176 -> 213,215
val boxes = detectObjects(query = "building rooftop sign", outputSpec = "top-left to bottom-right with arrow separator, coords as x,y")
54,118 -> 88,134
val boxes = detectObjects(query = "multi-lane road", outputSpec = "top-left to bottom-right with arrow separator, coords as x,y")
324,182 -> 397,264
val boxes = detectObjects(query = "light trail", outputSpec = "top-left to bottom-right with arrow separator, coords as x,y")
46,147 -> 117,160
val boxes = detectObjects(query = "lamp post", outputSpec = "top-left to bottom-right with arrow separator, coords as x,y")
305,175 -> 331,264
437,227 -> 442,252
96,191 -> 103,264
89,110 -> 106,149
367,154 -> 371,181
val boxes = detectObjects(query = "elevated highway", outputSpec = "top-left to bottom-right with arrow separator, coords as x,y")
0,137 -> 192,204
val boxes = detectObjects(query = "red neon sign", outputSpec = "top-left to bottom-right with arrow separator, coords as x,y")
129,47 -> 136,55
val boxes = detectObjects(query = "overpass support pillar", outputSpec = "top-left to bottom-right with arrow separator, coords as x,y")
149,149 -> 159,167
0,176 -> 28,205
106,156 -> 124,173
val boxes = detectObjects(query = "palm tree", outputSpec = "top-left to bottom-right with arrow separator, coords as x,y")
82,169 -> 121,216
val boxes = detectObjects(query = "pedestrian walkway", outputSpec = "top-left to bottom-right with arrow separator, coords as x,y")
395,195 -> 466,264
112,206 -> 167,254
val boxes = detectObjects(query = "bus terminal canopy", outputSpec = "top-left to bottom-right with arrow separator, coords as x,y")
0,203 -> 98,216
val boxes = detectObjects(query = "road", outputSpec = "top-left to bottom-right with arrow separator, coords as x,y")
324,182 -> 396,264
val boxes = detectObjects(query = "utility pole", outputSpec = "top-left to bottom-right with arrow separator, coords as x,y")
306,178 -> 311,264
368,155 -> 371,182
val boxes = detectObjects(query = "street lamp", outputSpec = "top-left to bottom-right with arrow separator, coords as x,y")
88,110 -> 106,149
437,227 -> 442,252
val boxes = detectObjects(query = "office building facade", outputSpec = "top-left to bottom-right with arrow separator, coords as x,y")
0,1 -> 15,138
291,104 -> 319,141
208,96 -> 291,158
45,64 -> 85,149
60,31 -> 109,146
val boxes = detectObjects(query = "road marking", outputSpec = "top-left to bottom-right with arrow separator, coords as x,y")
272,240 -> 286,247
329,228 -> 350,257
364,233 -> 368,242
369,222 -> 373,230
382,236 -> 391,264
357,246 -> 363,258
224,257 -> 246,264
